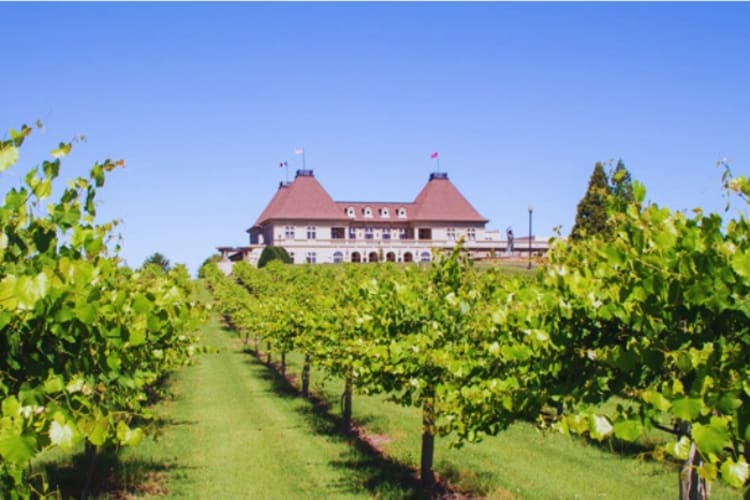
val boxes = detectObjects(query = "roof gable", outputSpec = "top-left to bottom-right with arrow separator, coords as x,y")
253,170 -> 344,226
412,173 -> 488,223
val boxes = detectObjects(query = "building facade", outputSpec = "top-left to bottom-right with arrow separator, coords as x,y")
218,169 -> 547,268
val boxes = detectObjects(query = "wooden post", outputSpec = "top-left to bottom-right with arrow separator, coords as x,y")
678,424 -> 708,500
420,395 -> 436,491
302,353 -> 311,397
281,351 -> 286,377
342,374 -> 353,428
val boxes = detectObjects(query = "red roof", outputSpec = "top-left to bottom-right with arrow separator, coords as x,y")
252,170 -> 487,227
252,172 -> 345,227
412,173 -> 488,223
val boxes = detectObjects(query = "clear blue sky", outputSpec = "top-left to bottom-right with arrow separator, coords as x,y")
2,2 -> 749,274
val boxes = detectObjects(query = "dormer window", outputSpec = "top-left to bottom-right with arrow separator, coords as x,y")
380,208 -> 390,218
363,207 -> 373,218
346,206 -> 355,217
397,207 -> 407,218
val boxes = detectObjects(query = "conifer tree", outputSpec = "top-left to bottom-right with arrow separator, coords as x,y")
571,162 -> 612,240
142,252 -> 171,272
610,159 -> 634,209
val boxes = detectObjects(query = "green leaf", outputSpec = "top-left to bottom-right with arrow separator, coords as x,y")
642,390 -> 672,412
133,294 -> 153,314
0,428 -> 37,463
16,273 -> 48,310
75,303 -> 97,324
692,417 -> 731,457
717,393 -> 742,414
731,251 -> 750,281
116,421 -> 143,446
613,419 -> 643,442
0,275 -> 18,310
671,397 -> 702,421
697,462 -> 718,482
720,456 -> 749,489
78,416 -> 110,447
44,374 -> 65,394
0,144 -> 19,172
129,323 -> 147,346
50,143 -> 72,159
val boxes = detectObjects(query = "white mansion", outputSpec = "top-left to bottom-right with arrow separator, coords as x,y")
218,169 -> 548,267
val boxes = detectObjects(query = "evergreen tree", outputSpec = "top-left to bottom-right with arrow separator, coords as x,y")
610,159 -> 634,209
571,162 -> 612,240
142,252 -> 171,272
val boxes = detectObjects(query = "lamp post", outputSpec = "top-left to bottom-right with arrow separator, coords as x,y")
528,205 -> 533,270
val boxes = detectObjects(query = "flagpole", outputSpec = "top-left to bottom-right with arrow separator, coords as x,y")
295,147 -> 306,170
431,152 -> 440,173
285,161 -> 289,184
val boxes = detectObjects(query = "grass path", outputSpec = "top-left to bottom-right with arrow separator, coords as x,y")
119,312 -> 738,499
123,315 -> 417,499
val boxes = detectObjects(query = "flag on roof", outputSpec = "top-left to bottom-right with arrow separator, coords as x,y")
295,148 -> 304,155
430,152 -> 439,159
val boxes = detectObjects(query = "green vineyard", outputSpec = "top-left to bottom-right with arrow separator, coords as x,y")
2,124 -> 750,499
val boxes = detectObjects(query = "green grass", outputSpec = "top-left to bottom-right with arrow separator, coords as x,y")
115,316 -> 421,499
35,312 -> 739,498
279,350 -> 740,500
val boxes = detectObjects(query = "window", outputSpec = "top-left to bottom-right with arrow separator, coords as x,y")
418,228 -> 432,240
306,226 -> 316,239
397,207 -> 407,218
380,208 -> 390,218
285,226 -> 295,239
346,207 -> 355,217
331,227 -> 345,239
382,228 -> 391,240
467,228 -> 476,240
333,251 -> 344,263
420,251 -> 432,262
399,228 -> 407,240
349,227 -> 357,240
365,227 -> 374,240
446,228 -> 456,240
305,252 -> 317,264
363,207 -> 373,218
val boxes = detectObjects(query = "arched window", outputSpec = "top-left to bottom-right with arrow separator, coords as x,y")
397,207 -> 407,218
351,252 -> 362,263
380,207 -> 390,218
346,207 -> 355,217
333,251 -> 344,263
403,252 -> 413,262
363,207 -> 373,218
420,251 -> 431,262
368,251 -> 379,262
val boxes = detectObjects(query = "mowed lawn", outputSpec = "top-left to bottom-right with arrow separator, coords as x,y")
118,315 -> 417,499
115,313 -> 739,500
279,353 -> 740,500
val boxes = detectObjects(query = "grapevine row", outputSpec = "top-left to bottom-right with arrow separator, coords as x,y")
206,169 -> 750,498
0,125 -> 204,498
